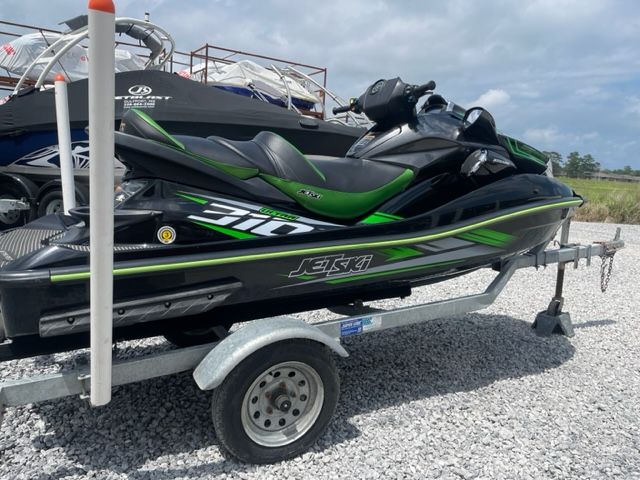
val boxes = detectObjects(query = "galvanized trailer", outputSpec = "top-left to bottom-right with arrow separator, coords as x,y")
0,221 -> 624,463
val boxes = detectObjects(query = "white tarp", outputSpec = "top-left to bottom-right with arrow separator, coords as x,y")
179,59 -> 320,105
0,32 -> 147,83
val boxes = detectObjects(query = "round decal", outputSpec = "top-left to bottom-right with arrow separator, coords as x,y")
128,84 -> 152,96
157,226 -> 176,244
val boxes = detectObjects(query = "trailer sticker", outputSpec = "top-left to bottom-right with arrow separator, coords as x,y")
339,315 -> 381,337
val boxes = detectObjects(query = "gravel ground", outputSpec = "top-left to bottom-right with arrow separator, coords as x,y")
1,221 -> 639,479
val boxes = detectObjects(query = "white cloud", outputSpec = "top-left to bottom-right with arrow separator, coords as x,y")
0,0 -> 637,168
627,96 -> 640,116
523,126 -> 563,145
470,89 -> 511,110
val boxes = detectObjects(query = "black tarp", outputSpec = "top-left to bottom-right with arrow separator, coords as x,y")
0,70 -> 364,157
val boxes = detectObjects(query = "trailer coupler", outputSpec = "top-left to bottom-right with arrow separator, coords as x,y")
532,222 -> 623,337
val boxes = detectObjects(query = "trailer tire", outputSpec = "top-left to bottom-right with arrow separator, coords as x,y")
211,339 -> 340,464
37,189 -> 64,217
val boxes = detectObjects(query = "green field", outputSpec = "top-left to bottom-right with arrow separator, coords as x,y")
558,177 -> 640,224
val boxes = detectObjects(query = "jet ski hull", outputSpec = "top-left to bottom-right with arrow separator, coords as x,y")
0,189 -> 580,342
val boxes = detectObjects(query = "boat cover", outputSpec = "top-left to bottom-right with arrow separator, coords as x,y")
179,60 -> 320,106
0,32 -> 146,83
0,70 -> 363,161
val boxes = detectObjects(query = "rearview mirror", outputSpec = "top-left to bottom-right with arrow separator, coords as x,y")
462,107 -> 499,144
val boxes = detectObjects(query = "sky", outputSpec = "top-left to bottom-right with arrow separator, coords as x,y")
1,0 -> 639,169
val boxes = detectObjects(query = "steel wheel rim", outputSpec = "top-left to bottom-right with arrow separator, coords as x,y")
241,361 -> 324,448
0,195 -> 20,225
45,198 -> 63,215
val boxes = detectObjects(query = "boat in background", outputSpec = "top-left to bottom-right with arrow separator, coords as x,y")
0,16 -> 365,227
180,59 -> 320,111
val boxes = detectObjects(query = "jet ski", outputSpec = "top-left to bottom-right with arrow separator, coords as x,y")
0,76 -> 582,358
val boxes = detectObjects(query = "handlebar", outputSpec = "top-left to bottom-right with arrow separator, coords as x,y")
332,104 -> 352,115
413,80 -> 436,98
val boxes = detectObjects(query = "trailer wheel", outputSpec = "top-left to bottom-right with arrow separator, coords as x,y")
211,339 -> 340,464
37,189 -> 64,217
0,187 -> 31,229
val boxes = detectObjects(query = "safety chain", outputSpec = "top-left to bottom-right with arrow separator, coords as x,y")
597,243 -> 616,293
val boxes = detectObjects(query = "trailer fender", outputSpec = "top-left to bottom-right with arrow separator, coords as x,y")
0,173 -> 39,201
193,316 -> 348,391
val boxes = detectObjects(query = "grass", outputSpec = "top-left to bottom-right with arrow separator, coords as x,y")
558,177 -> 640,224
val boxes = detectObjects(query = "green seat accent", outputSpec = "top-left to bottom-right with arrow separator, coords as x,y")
130,109 -> 185,150
260,169 -> 415,220
360,211 -> 404,224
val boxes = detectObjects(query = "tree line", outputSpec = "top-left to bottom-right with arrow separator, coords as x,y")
543,151 -> 640,178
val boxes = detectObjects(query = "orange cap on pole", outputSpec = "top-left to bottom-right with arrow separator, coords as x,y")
54,74 -> 66,82
88,0 -> 115,13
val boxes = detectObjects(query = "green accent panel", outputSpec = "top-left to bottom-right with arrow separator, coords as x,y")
458,227 -> 515,247
502,136 -> 547,166
379,246 -> 423,261
377,212 -> 403,220
131,109 -> 185,150
49,199 -> 582,283
191,220 -> 257,239
297,274 -> 316,281
258,207 -> 299,221
326,260 -> 463,285
360,211 -> 404,224
177,192 -> 209,205
260,169 -> 415,220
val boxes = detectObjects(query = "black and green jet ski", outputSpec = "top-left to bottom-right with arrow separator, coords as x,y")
0,77 -> 582,358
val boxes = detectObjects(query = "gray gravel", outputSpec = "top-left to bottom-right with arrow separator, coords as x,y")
1,221 -> 639,479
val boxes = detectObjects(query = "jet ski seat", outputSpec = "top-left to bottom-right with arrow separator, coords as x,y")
121,109 -> 414,219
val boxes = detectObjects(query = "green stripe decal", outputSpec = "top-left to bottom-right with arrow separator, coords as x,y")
177,192 -> 209,205
503,136 -> 547,166
297,274 -> 316,281
379,246 -> 423,261
457,228 -> 515,247
326,260 -> 463,285
191,221 -> 257,239
49,199 -> 582,283
360,211 -> 404,224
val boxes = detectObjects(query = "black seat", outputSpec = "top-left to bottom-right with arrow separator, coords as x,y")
121,109 -> 415,219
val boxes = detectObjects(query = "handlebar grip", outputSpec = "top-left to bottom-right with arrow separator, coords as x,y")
332,105 -> 352,115
414,80 -> 436,97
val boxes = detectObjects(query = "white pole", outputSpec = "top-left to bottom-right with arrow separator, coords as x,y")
54,74 -> 76,215
88,0 -> 115,407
